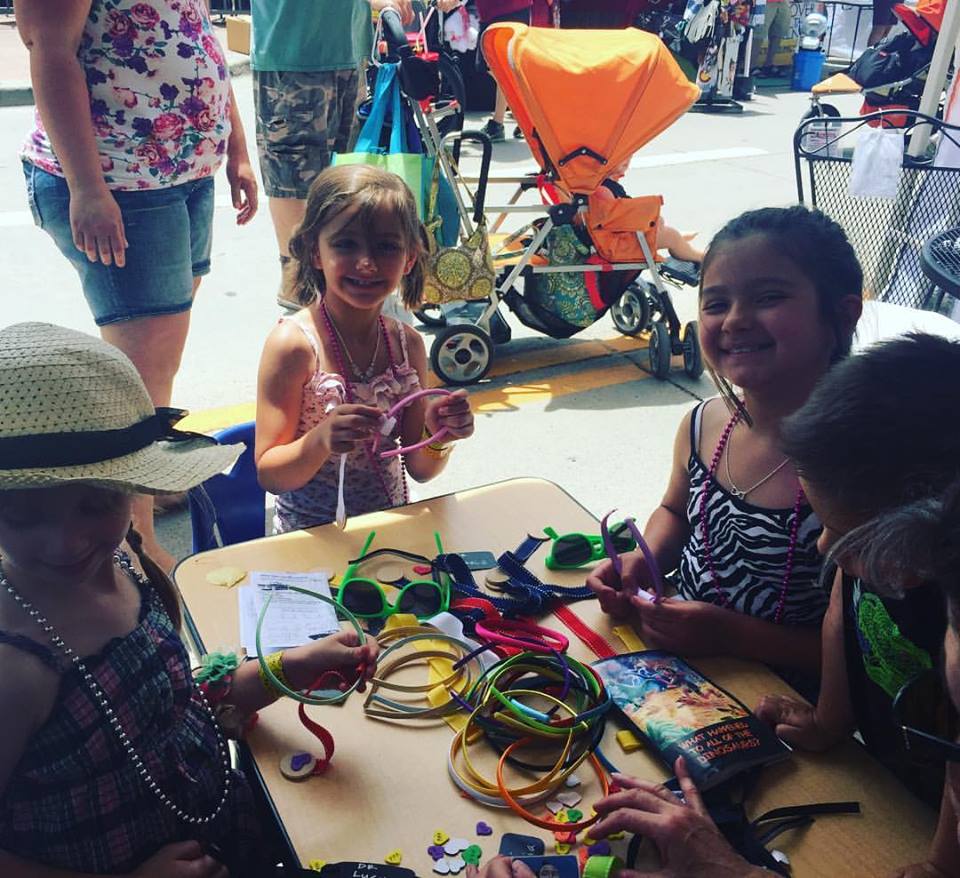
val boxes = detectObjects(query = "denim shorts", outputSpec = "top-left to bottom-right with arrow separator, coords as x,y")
23,161 -> 215,326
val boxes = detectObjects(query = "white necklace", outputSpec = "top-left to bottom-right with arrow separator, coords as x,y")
0,553 -> 231,826
323,305 -> 383,382
723,423 -> 790,501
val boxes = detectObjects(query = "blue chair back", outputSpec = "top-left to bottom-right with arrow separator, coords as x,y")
188,421 -> 266,552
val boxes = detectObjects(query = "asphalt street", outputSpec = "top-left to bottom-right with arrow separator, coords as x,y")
0,69 -> 863,561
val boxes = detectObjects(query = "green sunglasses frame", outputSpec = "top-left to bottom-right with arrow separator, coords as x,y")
334,531 -> 450,620
543,522 -> 636,570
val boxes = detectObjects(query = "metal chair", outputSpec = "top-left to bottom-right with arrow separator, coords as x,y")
188,421 -> 266,552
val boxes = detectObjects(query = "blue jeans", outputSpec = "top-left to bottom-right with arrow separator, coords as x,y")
24,162 -> 215,326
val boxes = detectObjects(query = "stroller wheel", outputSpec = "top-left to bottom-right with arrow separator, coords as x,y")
430,324 -> 493,386
611,283 -> 652,336
415,304 -> 448,328
682,320 -> 704,379
648,321 -> 672,380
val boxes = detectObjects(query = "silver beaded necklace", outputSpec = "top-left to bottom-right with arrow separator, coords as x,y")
0,552 -> 231,826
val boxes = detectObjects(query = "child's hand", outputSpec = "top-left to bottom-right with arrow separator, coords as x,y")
424,389 -> 474,441
128,841 -> 227,878
755,694 -> 836,751
316,404 -> 384,454
628,596 -> 731,656
309,629 -> 380,685
586,551 -> 656,617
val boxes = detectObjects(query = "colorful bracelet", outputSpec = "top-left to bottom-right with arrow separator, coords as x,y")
258,650 -> 290,698
421,424 -> 453,459
474,619 -> 570,654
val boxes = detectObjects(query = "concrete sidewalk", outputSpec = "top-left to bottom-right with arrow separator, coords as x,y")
0,15 -> 251,107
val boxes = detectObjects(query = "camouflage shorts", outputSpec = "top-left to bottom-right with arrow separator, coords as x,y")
254,68 -> 362,199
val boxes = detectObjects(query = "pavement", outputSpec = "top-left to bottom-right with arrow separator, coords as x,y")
0,13 -> 867,565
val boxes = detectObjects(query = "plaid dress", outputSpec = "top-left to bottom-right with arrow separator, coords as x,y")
0,558 -> 262,874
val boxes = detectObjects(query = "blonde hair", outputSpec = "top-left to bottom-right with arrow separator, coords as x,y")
288,164 -> 425,310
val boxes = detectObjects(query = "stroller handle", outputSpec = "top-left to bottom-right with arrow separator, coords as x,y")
442,130 -> 493,224
379,7 -> 413,59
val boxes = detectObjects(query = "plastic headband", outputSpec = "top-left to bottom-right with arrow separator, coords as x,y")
373,388 -> 453,458
0,407 -> 213,469
602,509 -> 665,602
255,587 -> 367,706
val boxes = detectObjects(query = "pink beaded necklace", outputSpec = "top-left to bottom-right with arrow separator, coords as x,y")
318,302 -> 409,508
699,409 -> 803,624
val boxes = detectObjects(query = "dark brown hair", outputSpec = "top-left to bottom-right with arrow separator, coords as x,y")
782,333 -> 960,599
288,164 -> 425,310
700,205 -> 864,423
127,525 -> 182,629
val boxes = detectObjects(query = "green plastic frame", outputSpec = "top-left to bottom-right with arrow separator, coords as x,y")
543,522 -> 635,570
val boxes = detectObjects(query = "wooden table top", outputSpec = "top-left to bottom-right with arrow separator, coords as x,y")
175,478 -> 935,877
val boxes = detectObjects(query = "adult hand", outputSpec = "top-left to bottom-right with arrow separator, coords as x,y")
128,841 -> 227,878
755,694 -> 836,751
586,551 -> 655,617
628,596 -> 733,656
466,857 -> 536,878
591,759 -> 760,878
70,185 -> 127,267
315,404 -> 384,455
226,154 -> 258,226
424,389 -> 474,441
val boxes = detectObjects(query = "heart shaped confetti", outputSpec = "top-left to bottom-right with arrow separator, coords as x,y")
433,861 -> 451,875
205,566 -> 246,588
309,861 -> 326,872
545,799 -> 564,814
444,838 -> 469,856
557,791 -> 582,807
587,841 -> 612,856
475,821 -> 493,836
555,842 -> 571,855
555,811 -> 570,824
385,850 -> 403,865
290,753 -> 313,772
565,774 -> 582,788
447,856 -> 466,875
428,846 -> 446,861
433,831 -> 450,846
566,809 -> 583,822
462,845 -> 483,866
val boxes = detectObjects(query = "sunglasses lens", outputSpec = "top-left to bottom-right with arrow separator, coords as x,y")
895,672 -> 958,760
398,581 -> 443,617
553,535 -> 589,566
610,522 -> 635,553
339,580 -> 385,616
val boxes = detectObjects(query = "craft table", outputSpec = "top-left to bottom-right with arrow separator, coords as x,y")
175,478 -> 936,876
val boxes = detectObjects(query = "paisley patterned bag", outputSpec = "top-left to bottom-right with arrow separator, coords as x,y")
420,153 -> 496,305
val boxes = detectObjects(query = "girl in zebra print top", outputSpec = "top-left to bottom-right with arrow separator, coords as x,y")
588,206 -> 863,675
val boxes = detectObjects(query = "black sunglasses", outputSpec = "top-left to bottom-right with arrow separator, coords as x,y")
893,669 -> 960,763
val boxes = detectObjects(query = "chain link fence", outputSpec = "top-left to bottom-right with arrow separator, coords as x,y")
795,111 -> 960,311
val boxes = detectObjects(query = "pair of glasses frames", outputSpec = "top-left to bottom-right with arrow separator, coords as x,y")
893,668 -> 960,763
543,521 -> 636,570
335,531 -> 449,620
600,509 -> 665,603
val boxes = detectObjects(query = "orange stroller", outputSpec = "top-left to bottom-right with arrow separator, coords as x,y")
427,23 -> 702,385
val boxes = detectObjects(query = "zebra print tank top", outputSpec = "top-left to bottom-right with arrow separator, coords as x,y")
675,401 -> 828,626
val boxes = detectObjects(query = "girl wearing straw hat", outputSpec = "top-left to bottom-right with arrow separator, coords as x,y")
0,323 -> 378,877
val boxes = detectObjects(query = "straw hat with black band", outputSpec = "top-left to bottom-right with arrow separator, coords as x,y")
0,322 -> 242,494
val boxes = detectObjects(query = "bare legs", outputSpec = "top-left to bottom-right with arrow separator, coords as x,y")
268,196 -> 307,304
492,87 -> 509,126
100,276 -> 201,572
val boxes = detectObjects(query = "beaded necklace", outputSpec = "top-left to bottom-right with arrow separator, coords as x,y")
0,552 -> 231,825
318,301 -> 409,508
699,410 -> 803,624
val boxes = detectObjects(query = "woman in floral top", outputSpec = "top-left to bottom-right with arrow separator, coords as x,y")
16,0 -> 258,571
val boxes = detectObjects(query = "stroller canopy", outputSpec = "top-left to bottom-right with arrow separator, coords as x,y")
482,24 -> 699,194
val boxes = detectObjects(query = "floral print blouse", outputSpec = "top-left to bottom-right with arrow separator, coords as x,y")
21,0 -> 232,190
